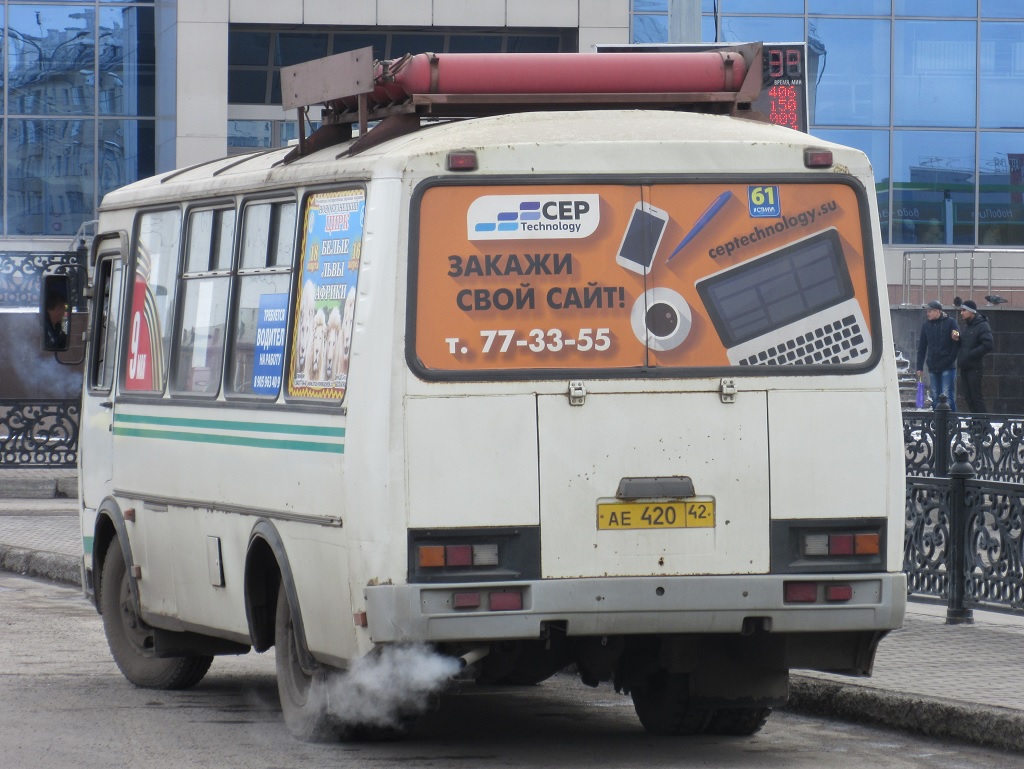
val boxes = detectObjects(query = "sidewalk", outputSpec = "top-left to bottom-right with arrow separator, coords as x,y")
0,467 -> 81,585
2,468 -> 1024,752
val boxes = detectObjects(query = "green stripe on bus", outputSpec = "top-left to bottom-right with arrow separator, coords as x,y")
83,536 -> 93,554
113,413 -> 345,438
112,426 -> 345,453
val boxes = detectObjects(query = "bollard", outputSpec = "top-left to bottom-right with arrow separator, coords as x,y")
946,444 -> 975,625
934,395 -> 951,478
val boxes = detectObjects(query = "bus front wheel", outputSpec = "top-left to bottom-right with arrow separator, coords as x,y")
99,542 -> 213,689
274,586 -> 340,741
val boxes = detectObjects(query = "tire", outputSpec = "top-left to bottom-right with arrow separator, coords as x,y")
630,672 -> 714,736
706,707 -> 772,736
274,586 -> 341,742
480,638 -> 569,686
99,542 -> 213,690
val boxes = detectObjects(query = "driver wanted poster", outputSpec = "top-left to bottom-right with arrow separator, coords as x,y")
288,189 -> 364,399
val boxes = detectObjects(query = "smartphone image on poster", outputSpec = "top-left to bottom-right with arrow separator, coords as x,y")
616,202 -> 669,275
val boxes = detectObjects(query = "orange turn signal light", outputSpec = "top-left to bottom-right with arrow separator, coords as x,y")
418,545 -> 445,568
855,533 -> 880,555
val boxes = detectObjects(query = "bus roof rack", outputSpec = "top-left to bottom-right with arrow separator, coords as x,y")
279,44 -> 766,162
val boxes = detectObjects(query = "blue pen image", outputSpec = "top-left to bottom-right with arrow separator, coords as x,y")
667,191 -> 734,262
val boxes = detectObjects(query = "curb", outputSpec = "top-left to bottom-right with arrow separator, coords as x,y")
0,543 -> 81,587
788,675 -> 1024,753
0,478 -> 77,500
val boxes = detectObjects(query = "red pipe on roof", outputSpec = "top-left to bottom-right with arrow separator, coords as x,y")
365,51 -> 747,107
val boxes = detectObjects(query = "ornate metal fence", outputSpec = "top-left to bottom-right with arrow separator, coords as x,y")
0,399 -> 79,467
904,410 -> 1024,482
906,477 -> 1024,611
904,408 -> 1024,616
0,250 -> 86,469
0,250 -> 86,307
905,477 -> 950,599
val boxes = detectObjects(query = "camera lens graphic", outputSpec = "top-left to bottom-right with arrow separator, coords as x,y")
631,288 -> 691,351
646,303 -> 679,338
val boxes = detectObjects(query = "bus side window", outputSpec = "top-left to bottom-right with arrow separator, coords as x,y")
171,207 -> 235,397
228,200 -> 296,398
123,209 -> 182,394
89,258 -> 123,392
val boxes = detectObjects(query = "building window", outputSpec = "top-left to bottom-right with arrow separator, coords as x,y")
632,0 -> 669,44
3,2 -> 156,238
683,3 -> 1024,245
227,26 -> 574,110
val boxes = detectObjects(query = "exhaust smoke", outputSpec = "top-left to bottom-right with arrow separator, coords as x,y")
325,644 -> 462,731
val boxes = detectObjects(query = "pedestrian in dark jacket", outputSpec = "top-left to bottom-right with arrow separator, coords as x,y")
916,300 -> 959,411
956,299 -> 993,413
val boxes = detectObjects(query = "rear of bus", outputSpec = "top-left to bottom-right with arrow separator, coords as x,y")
360,110 -> 906,734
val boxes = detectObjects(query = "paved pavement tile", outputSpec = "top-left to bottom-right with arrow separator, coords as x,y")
4,467 -> 1024,752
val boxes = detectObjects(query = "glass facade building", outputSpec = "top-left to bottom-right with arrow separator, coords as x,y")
5,1 -> 1024,252
226,26 -> 572,154
1,1 -> 155,240
632,1 -> 1024,248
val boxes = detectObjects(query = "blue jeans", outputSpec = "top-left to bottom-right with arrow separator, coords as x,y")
929,368 -> 956,412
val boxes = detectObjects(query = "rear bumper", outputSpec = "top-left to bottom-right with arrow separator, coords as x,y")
363,572 -> 907,643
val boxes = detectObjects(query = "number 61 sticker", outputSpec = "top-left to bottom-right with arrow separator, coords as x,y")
748,185 -> 781,218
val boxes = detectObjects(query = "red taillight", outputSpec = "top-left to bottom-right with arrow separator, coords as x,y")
804,148 -> 833,168
447,150 -> 478,171
784,581 -> 818,603
489,591 -> 523,611
418,543 -> 500,569
785,582 -> 855,603
453,592 -> 481,609
829,534 -> 855,555
825,584 -> 854,602
802,531 -> 880,558
446,545 -> 473,567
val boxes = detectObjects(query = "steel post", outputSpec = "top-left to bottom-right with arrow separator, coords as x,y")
946,445 -> 975,625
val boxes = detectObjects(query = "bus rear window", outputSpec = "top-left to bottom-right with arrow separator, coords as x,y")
410,181 -> 876,378
286,188 -> 364,401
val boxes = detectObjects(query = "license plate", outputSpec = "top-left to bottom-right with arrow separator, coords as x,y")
596,498 -> 716,530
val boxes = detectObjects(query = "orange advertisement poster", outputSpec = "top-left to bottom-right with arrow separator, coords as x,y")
413,182 -> 873,374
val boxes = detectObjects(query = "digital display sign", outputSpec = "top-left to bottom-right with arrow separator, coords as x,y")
759,44 -> 808,132
596,42 -> 812,134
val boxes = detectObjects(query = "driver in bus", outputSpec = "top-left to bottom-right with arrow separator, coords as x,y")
44,287 -> 68,349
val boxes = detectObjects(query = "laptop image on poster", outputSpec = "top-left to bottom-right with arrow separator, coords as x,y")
695,227 -> 872,366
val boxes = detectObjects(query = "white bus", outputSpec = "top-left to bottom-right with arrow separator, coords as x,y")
60,47 -> 906,741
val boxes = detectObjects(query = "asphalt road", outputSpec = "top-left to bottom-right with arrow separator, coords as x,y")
1,572 -> 1020,769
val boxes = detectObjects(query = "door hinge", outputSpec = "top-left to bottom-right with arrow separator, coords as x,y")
720,378 -> 737,403
568,380 -> 587,406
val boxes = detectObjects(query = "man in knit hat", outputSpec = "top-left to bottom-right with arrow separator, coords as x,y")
916,300 -> 959,411
956,299 -> 994,412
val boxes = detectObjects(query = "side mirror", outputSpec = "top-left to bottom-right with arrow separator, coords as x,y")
41,274 -> 71,352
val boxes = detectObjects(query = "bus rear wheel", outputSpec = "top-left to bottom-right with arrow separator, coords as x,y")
630,672 -> 714,736
274,586 -> 341,741
99,542 -> 213,689
706,706 -> 772,735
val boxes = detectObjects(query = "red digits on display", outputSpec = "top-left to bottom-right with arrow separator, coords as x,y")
786,49 -> 802,77
768,85 -> 799,131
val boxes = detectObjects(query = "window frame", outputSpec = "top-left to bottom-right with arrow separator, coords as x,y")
284,185 -> 366,406
120,206 -> 183,397
169,202 -> 238,399
225,194 -> 299,403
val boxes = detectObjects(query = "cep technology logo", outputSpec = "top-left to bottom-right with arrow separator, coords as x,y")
467,194 -> 601,240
